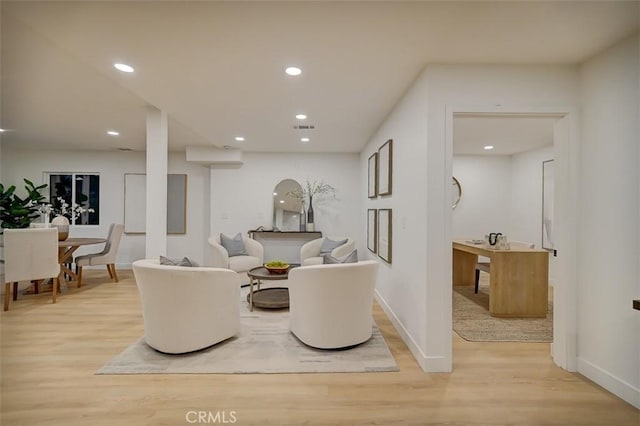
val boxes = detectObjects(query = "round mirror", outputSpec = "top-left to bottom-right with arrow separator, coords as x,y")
273,179 -> 303,231
452,176 -> 462,209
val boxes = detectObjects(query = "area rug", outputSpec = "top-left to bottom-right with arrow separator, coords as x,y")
453,276 -> 553,343
97,290 -> 398,375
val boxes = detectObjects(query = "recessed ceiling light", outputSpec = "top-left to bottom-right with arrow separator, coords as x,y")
107,130 -> 119,136
484,145 -> 494,150
114,63 -> 135,73
285,66 -> 302,76
301,138 -> 310,143
0,128 -> 5,132
295,114 -> 307,120
273,192 -> 278,196
279,200 -> 285,204
235,136 -> 245,142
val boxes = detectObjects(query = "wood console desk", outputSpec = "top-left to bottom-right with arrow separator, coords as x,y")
452,239 -> 549,318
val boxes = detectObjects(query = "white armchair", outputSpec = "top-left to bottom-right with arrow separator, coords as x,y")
300,236 -> 355,266
287,260 -> 378,349
132,259 -> 241,354
208,234 -> 263,280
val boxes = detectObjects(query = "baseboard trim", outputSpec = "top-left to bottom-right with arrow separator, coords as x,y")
374,290 -> 448,372
577,357 -> 640,409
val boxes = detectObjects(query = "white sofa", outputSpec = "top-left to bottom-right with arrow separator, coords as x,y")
208,234 -> 264,283
287,260 -> 378,349
132,259 -> 241,354
299,236 -> 356,266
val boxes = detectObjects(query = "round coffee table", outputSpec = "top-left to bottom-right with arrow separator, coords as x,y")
247,265 -> 297,311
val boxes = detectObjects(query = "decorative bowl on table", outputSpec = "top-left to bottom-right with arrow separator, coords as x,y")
264,261 -> 290,274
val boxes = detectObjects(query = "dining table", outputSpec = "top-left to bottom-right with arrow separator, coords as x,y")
1,235 -> 107,296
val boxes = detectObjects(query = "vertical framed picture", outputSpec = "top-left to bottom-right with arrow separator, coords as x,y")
377,139 -> 393,196
377,208 -> 392,264
542,160 -> 554,250
367,209 -> 377,253
368,152 -> 378,198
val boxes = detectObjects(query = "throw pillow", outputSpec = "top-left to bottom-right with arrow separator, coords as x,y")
159,256 -> 199,267
323,249 -> 358,264
319,237 -> 348,255
220,232 -> 247,257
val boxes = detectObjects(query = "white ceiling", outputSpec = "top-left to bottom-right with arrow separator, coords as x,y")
1,1 -> 638,154
453,114 -> 558,156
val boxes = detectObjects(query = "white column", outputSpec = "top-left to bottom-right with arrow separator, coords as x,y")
145,106 -> 168,258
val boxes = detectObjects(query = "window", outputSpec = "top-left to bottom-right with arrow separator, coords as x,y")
47,173 -> 100,225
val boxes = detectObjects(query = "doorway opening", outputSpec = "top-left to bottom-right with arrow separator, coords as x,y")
445,107 -> 578,371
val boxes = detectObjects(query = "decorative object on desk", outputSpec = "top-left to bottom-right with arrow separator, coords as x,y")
264,260 -> 290,274
0,178 -> 48,230
51,215 -> 70,241
542,159 -> 555,250
488,232 -> 502,246
377,209 -> 392,264
368,152 -> 378,198
452,176 -> 462,209
377,139 -> 393,196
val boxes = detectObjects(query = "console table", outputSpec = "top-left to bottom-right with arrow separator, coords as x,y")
452,239 -> 549,318
249,231 -> 322,264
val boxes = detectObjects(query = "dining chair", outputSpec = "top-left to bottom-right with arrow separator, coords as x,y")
75,223 -> 124,287
3,228 -> 60,311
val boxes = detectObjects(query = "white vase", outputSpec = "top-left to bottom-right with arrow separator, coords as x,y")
51,215 -> 70,241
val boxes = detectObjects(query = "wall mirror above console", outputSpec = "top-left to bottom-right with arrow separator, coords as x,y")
272,179 -> 303,232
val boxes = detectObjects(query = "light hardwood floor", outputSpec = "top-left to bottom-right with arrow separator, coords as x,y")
1,271 -> 637,425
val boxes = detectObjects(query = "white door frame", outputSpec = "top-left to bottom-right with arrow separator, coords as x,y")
444,104 -> 579,371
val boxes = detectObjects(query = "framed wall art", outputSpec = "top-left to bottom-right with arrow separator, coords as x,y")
377,139 -> 393,196
542,159 -> 554,250
377,208 -> 392,264
124,173 -> 187,235
367,209 -> 377,253
368,152 -> 378,198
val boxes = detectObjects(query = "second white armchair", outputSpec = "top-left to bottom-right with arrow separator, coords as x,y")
300,236 -> 355,266
208,233 -> 264,282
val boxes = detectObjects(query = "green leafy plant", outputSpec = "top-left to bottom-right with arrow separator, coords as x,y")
0,179 -> 48,230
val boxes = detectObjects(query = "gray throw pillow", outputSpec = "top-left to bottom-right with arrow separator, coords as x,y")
323,249 -> 358,264
159,256 -> 199,267
220,233 -> 247,257
319,237 -> 348,255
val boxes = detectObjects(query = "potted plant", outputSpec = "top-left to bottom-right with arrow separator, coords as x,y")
0,179 -> 48,231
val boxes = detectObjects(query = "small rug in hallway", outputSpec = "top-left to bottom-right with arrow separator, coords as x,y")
97,291 -> 398,375
453,277 -> 553,343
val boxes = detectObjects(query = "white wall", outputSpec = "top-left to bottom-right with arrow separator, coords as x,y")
210,152 -> 362,257
578,34 -> 639,408
367,65 -> 578,372
0,148 -> 211,266
361,70 -> 430,369
452,155 -> 511,239
509,145 -> 554,247
453,146 -> 557,281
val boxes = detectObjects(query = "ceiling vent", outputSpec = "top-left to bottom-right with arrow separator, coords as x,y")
293,125 -> 315,130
